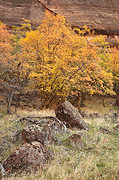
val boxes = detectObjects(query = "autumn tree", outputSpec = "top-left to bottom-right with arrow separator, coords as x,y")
109,48 -> 119,108
20,12 -> 114,108
92,35 -> 119,109
0,22 -> 30,113
1,13 -> 118,111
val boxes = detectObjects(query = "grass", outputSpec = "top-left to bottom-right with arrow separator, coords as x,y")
0,95 -> 119,180
81,95 -> 118,114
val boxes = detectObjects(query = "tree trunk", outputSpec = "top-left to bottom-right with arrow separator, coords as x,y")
7,91 -> 14,114
116,96 -> 119,110
78,92 -> 82,114
102,97 -> 105,107
78,92 -> 85,114
14,95 -> 20,113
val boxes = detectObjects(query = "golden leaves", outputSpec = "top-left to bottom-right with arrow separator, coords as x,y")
1,11 -> 118,101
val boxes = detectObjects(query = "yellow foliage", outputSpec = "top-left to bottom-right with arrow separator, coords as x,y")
1,12 -> 118,108
20,11 -> 114,101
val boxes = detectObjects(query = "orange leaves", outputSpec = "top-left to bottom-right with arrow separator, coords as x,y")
110,48 -> 119,76
0,23 -> 14,67
0,22 -> 31,90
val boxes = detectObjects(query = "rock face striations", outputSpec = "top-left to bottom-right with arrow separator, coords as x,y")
0,0 -> 119,34
40,0 -> 119,35
0,0 -> 46,26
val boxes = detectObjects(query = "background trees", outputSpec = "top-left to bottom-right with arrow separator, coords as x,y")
0,12 -> 119,112
110,48 -> 119,108
91,35 -> 119,108
20,12 -> 114,107
0,23 -> 30,113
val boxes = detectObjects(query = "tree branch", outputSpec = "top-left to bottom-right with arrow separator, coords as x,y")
18,115 -> 69,133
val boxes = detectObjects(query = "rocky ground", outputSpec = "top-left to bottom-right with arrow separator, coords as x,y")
0,96 -> 119,180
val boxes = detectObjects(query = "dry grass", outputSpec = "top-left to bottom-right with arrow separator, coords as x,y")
0,108 -> 55,161
81,95 -> 118,114
0,96 -> 119,180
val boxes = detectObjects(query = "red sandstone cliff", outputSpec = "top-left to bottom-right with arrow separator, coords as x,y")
0,0 -> 119,35
0,0 -> 45,26
40,0 -> 119,35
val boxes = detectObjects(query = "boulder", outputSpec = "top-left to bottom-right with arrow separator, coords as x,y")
35,117 -> 68,134
22,124 -> 56,146
55,100 -> 88,130
3,141 -> 53,175
22,117 -> 68,146
67,134 -> 82,149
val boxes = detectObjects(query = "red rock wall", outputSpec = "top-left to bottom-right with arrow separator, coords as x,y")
0,0 -> 119,34
0,0 -> 45,26
40,0 -> 119,34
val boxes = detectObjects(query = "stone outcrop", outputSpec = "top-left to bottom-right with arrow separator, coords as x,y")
22,124 -> 56,146
67,134 -> 82,149
40,0 -> 119,35
22,116 -> 69,146
3,141 -> 53,175
2,116 -> 69,176
0,0 -> 46,27
55,100 -> 88,130
0,0 -> 119,34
